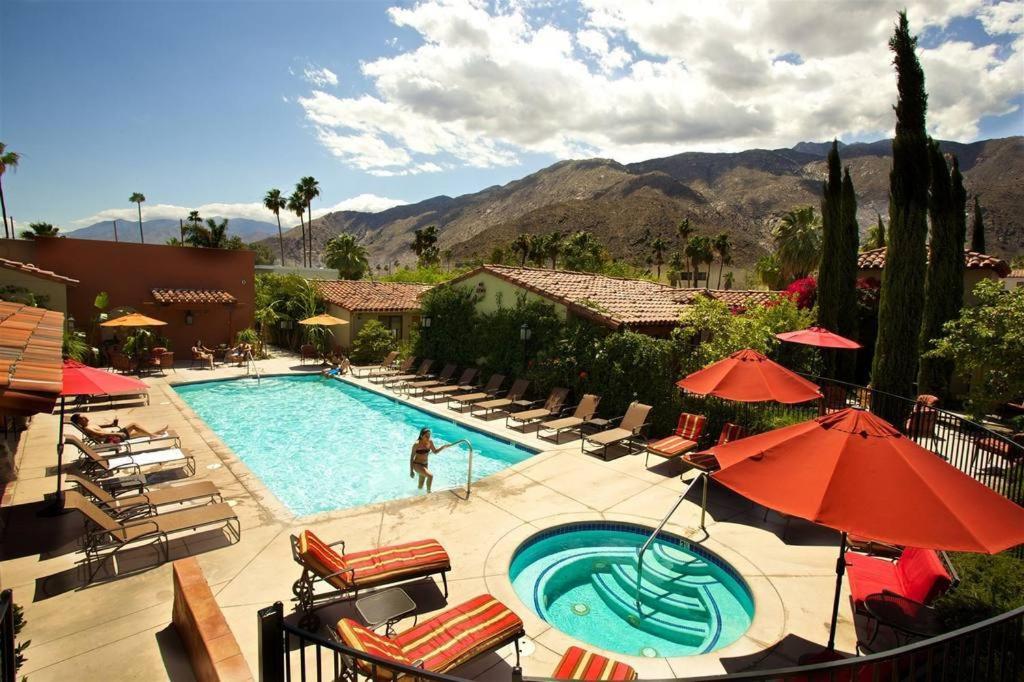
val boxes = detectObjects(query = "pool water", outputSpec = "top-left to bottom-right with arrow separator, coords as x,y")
175,375 -> 535,515
510,523 -> 754,658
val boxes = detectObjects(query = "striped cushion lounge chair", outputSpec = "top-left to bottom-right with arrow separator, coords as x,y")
334,594 -> 525,680
682,422 -> 749,473
290,529 -> 451,627
506,387 -> 569,431
370,356 -> 414,384
423,368 -> 479,402
553,646 -> 638,681
447,374 -> 505,411
470,379 -> 530,418
66,436 -> 196,479
582,402 -> 652,460
538,394 -> 602,443
645,412 -> 706,467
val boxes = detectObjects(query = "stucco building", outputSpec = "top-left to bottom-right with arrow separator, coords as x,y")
314,280 -> 432,350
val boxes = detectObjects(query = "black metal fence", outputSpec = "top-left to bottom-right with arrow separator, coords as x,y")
0,589 -> 15,682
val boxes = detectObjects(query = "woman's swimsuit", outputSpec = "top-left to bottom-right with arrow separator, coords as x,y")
413,446 -> 430,465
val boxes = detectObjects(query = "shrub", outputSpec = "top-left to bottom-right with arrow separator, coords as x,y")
351,320 -> 397,364
416,285 -> 480,366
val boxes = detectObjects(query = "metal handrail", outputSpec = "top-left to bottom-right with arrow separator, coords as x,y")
245,350 -> 261,384
447,438 -> 475,499
634,475 -> 703,609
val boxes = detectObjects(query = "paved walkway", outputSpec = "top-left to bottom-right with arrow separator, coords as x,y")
1,351 -> 858,681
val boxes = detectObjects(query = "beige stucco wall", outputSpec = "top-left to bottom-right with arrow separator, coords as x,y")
324,303 -> 421,352
453,271 -> 569,318
857,267 -> 1001,304
0,269 -> 69,314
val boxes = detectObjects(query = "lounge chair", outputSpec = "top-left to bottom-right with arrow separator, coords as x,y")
845,547 -> 957,614
355,351 -> 398,378
63,490 -> 239,582
552,646 -> 638,681
370,356 -> 414,384
538,394 -> 602,443
581,402 -> 652,460
290,529 -> 451,627
63,418 -> 181,452
334,593 -> 524,679
65,473 -> 221,519
645,412 -> 706,468
423,368 -> 479,402
471,379 -> 530,419
66,435 -> 196,479
681,422 -> 748,473
383,359 -> 434,387
506,387 -> 569,431
447,374 -> 505,411
401,363 -> 457,396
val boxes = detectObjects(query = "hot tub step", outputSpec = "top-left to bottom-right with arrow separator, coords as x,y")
592,572 -> 709,646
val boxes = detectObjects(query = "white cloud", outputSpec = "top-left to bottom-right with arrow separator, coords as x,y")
302,65 -> 339,87
299,0 -> 1023,174
320,194 -> 409,212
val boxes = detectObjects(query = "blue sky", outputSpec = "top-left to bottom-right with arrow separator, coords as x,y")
1,0 -> 1022,229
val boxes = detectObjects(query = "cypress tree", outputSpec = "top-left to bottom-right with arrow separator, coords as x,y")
874,214 -> 886,248
970,196 -> 986,252
872,11 -> 931,403
918,145 -> 966,398
817,140 -> 844,364
836,168 -> 860,380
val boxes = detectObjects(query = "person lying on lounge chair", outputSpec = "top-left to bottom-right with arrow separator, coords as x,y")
409,427 -> 453,493
70,414 -> 167,444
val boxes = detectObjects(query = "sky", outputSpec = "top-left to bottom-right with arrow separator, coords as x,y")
1,0 -> 1022,231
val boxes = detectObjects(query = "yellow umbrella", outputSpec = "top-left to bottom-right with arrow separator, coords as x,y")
101,312 -> 168,327
299,314 -> 348,326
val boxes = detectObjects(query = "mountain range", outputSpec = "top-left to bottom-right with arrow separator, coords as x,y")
69,217 -> 280,244
266,136 -> 1023,272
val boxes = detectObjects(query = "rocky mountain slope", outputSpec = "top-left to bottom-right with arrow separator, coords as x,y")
70,217 -> 279,244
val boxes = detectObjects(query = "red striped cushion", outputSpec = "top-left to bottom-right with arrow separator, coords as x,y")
717,422 -> 747,445
675,413 -> 706,441
335,619 -> 412,680
647,435 -> 698,457
396,594 -> 523,674
346,539 -> 451,589
297,530 -> 350,588
553,646 -> 638,681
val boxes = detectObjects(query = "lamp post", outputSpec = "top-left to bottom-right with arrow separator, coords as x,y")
520,323 -> 531,368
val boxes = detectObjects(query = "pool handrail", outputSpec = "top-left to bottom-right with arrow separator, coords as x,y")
635,474 -> 704,610
447,438 -> 475,499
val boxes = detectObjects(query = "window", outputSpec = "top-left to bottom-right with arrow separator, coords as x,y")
379,315 -> 403,338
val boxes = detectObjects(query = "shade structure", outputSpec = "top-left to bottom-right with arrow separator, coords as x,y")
776,326 -> 861,349
299,314 -> 348,326
710,407 -> 1024,652
100,312 -> 167,327
677,349 -> 821,404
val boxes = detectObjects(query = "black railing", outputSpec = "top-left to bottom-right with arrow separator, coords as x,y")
0,589 -> 15,682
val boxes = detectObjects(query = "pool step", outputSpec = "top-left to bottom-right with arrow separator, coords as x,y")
591,572 -> 709,646
534,549 -> 634,612
631,553 -> 719,593
649,544 -> 715,576
607,564 -> 709,621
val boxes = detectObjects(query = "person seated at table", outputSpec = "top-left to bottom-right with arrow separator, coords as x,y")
70,413 -> 167,443
225,343 -> 252,366
192,341 -> 215,370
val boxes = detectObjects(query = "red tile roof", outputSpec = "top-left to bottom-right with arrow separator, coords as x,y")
858,247 -> 1011,277
151,288 -> 238,305
0,301 -> 64,415
448,265 -> 782,329
316,280 -> 432,312
0,257 -> 79,285
1009,269 -> 1024,279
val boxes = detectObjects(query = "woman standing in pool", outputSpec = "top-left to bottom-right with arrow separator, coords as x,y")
409,428 -> 452,493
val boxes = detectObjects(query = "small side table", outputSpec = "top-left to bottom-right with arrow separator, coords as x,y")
510,399 -> 534,412
355,588 -> 416,637
583,417 -> 612,434
862,592 -> 943,651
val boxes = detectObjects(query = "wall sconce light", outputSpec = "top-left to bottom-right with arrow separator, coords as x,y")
519,323 -> 532,341
474,282 -> 486,298
185,310 -> 194,326
66,315 -> 76,332
421,315 -> 432,329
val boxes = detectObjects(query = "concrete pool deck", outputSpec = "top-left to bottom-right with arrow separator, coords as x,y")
1,351 -> 859,681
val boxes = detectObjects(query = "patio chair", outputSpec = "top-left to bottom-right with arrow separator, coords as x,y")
905,395 -> 940,438
157,351 -> 175,375
290,529 -> 450,628
382,359 -> 434,387
110,351 -> 137,375
190,346 -> 214,370
506,387 -> 569,431
401,363 -> 457,396
845,547 -> 957,614
552,646 -> 638,681
300,344 -> 320,365
680,422 -> 749,473
817,384 -> 848,416
447,374 -> 505,411
370,356 -> 414,384
423,368 -> 479,402
538,394 -> 602,443
63,489 -> 239,582
63,419 -> 181,452
354,351 -> 398,378
65,473 -> 221,519
66,435 -> 197,479
581,402 -> 653,460
333,593 -> 524,680
471,379 -> 530,419
645,412 -> 706,468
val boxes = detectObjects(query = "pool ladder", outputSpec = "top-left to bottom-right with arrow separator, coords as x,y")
634,473 -> 708,610
245,351 -> 261,385
448,438 -> 475,500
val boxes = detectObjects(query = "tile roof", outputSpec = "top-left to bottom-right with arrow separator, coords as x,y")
858,247 -> 1011,277
151,288 -> 238,305
0,301 -> 64,415
1008,269 -> 1024,279
315,280 -> 433,312
0,257 -> 79,285
448,265 -> 782,329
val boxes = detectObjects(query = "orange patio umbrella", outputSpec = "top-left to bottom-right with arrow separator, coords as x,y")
776,326 -> 861,349
709,407 -> 1024,652
298,313 -> 348,326
100,312 -> 167,327
677,348 -> 821,404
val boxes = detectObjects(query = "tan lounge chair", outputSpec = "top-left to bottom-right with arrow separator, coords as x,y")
471,379 -> 530,418
354,350 -> 398,378
66,435 -> 196,479
65,473 -> 221,518
401,363 -> 456,396
506,387 -> 570,431
423,368 -> 479,401
447,374 -> 505,411
369,356 -> 414,383
63,418 -> 181,453
538,394 -> 602,443
383,359 -> 433,387
582,402 -> 653,460
63,490 -> 239,582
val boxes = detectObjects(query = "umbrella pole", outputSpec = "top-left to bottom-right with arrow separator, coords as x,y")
826,531 -> 848,651
55,396 -> 66,498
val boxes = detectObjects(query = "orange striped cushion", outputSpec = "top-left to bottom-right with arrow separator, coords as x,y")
396,594 -> 524,674
674,413 -> 706,441
647,435 -> 698,457
297,530 -> 350,588
553,646 -> 638,681
717,422 -> 747,445
346,539 -> 451,589
335,619 -> 412,679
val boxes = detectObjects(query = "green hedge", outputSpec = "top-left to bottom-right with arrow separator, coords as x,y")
351,319 -> 398,364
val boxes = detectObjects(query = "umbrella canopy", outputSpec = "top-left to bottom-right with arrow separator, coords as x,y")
61,359 -> 149,397
299,313 -> 348,326
100,312 -> 167,327
776,326 -> 861,349
677,348 -> 821,404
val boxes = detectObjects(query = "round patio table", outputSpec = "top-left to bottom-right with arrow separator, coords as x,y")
863,592 -> 944,651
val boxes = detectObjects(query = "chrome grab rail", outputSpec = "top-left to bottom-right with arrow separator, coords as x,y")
635,474 -> 704,610
245,351 -> 260,384
447,438 -> 475,499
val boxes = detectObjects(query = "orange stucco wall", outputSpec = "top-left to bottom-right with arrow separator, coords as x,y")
0,238 -> 254,355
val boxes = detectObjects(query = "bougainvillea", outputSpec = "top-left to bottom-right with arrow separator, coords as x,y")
785,276 -> 818,310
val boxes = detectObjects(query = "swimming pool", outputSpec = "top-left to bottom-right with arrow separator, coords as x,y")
510,522 -> 754,658
174,375 -> 536,516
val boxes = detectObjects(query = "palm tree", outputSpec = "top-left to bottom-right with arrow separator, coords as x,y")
287,191 -> 306,267
668,252 -> 684,286
723,271 -> 735,290
298,176 -> 320,267
264,189 -> 287,265
0,142 -> 21,239
512,234 -> 533,266
712,233 -> 732,289
677,218 -> 693,245
685,235 -> 713,287
442,248 -> 454,271
20,222 -> 59,239
129,192 -> 146,243
411,226 -> 439,266
650,237 -> 668,280
324,234 -> 369,280
773,207 -> 823,281
183,218 -> 231,248
541,232 -> 562,268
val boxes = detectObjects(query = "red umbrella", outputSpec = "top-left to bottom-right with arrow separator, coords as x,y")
677,348 -> 821,404
776,326 -> 861,349
710,407 -> 1024,651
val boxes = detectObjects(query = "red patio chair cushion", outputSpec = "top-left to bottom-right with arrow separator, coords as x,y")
345,538 -> 451,589
675,413 -> 706,441
335,619 -> 413,679
717,422 -> 747,445
845,547 -> 951,610
647,435 -> 699,457
553,646 -> 638,681
297,529 -> 349,588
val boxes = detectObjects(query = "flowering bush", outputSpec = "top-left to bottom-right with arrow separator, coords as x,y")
784,276 -> 817,309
